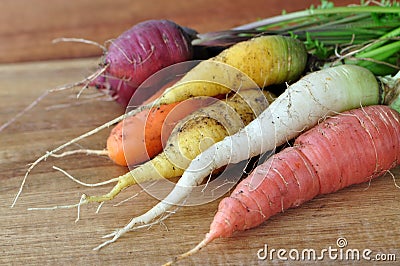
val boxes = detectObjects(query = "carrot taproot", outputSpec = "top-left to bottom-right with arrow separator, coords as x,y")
93,65 -> 382,250
83,88 -> 272,204
89,33 -> 197,107
104,20 -> 195,85
106,79 -> 221,166
104,83 -> 175,165
167,105 -> 400,264
77,19 -> 196,106
12,35 -> 306,207
107,96 -> 216,166
29,89 -> 272,209
87,34 -> 307,132
154,35 -> 307,104
52,78 -> 220,166
61,35 -> 308,149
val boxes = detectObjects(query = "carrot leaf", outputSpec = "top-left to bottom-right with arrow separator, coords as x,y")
194,0 -> 400,75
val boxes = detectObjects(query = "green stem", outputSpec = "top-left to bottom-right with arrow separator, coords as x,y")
193,2 -> 400,75
233,6 -> 400,31
355,41 -> 400,60
361,26 -> 400,53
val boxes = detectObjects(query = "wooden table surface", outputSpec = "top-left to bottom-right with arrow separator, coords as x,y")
1,1 -> 400,265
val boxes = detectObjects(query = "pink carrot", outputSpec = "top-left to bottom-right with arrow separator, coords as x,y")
168,105 -> 400,264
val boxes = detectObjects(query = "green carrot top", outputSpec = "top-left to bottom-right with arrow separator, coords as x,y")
194,0 -> 400,76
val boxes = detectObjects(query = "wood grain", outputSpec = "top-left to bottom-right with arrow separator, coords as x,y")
1,1 -> 399,265
1,57 -> 399,266
1,0 -> 356,63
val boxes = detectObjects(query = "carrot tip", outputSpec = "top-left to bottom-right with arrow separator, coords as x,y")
164,234 -> 215,265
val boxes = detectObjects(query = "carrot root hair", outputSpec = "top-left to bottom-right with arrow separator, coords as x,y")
10,100 -> 154,208
45,92 -> 116,111
28,194 -> 87,223
50,149 -> 109,158
0,64 -> 108,134
52,166 -> 119,187
52,37 -> 107,53
93,205 -> 180,251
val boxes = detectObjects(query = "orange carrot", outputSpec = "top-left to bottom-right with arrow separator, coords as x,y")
169,105 -> 400,263
106,102 -> 179,166
106,80 -> 217,166
107,96 -> 214,166
51,78 -> 216,166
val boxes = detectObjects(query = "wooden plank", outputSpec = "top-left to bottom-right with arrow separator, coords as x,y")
1,58 -> 399,265
0,0 -> 356,63
1,1 -> 399,264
